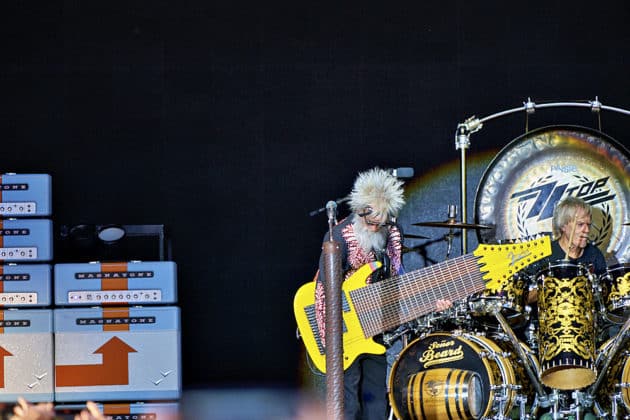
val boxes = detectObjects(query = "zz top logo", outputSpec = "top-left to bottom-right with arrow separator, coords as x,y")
510,176 -> 614,221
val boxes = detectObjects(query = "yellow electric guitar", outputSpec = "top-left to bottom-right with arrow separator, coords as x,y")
294,236 -> 551,373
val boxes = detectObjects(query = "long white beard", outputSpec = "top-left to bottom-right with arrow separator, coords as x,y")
353,214 -> 387,253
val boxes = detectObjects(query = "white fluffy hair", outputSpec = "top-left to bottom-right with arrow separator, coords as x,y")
349,167 -> 406,217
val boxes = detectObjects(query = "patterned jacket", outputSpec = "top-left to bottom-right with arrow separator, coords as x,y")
314,216 -> 403,346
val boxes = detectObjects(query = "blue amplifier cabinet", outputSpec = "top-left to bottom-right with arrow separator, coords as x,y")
0,219 -> 53,262
0,264 -> 51,307
0,309 -> 54,402
54,261 -> 177,306
54,306 -> 181,402
55,402 -> 180,419
0,174 -> 52,217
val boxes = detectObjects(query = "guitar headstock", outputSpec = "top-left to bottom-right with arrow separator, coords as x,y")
473,235 -> 551,291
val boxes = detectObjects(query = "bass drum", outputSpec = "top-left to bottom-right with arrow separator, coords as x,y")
388,331 -> 539,420
474,126 -> 630,264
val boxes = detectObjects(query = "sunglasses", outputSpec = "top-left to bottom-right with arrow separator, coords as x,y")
358,207 -> 390,227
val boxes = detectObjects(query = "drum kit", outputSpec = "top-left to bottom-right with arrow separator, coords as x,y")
388,125 -> 630,420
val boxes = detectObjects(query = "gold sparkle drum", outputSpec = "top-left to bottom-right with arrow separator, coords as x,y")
599,263 -> 630,322
388,332 -> 538,420
537,261 -> 596,390
594,337 -> 630,418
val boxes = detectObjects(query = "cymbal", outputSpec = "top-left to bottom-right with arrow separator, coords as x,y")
412,219 -> 491,230
625,222 -> 630,226
404,233 -> 430,239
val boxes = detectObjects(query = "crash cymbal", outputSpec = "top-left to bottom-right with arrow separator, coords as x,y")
404,233 -> 430,239
412,220 -> 491,230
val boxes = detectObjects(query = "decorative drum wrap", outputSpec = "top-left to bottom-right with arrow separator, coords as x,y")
536,262 -> 596,389
475,126 -> 629,263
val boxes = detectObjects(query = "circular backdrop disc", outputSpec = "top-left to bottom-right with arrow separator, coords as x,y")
475,125 -> 630,262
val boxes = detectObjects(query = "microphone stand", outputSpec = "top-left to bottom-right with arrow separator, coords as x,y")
322,201 -> 344,419
309,197 -> 349,217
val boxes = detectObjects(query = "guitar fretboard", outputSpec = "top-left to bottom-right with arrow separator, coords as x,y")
349,253 -> 485,337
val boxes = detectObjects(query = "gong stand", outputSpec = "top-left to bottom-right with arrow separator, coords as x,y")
455,97 -> 630,254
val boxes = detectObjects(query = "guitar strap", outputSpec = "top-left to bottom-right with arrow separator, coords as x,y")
373,250 -> 390,282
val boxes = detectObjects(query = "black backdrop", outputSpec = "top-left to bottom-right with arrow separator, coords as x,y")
1,1 -> 629,391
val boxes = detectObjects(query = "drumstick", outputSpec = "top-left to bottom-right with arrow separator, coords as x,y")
564,212 -> 579,260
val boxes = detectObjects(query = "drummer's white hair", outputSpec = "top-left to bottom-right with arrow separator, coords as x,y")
552,196 -> 593,240
349,167 -> 405,217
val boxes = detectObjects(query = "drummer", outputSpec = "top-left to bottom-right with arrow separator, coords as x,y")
527,196 -> 607,304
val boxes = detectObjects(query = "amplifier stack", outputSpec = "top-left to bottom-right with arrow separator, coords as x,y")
0,173 -> 181,419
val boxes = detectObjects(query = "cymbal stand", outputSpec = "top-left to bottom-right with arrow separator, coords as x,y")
445,204 -> 457,259
455,120 -> 478,255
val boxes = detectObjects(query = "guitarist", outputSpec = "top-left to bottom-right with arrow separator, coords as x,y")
313,167 -> 450,420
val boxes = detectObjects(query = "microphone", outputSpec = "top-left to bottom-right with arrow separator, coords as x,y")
387,167 -> 414,178
326,200 -> 337,221
309,196 -> 350,217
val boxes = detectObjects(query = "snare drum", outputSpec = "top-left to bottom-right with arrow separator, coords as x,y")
600,263 -> 630,321
388,331 -> 538,420
537,261 -> 596,390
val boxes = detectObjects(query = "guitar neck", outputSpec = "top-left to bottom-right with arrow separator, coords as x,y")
350,253 -> 485,337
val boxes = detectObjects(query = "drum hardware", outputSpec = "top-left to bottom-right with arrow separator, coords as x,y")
412,205 -> 490,259
403,233 -> 430,239
411,220 -> 492,230
608,394 -> 622,420
382,324 -> 414,347
538,389 -> 598,420
402,231 -> 461,265
587,312 -> 630,411
493,308 -> 551,409
467,270 -> 532,331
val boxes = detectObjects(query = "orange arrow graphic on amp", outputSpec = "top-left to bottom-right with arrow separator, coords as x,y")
55,337 -> 137,387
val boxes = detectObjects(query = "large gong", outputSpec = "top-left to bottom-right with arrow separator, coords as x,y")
475,125 -> 630,262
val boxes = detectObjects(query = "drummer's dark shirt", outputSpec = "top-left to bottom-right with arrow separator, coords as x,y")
534,240 -> 608,276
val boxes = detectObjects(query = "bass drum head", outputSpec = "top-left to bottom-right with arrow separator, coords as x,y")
475,125 -> 630,263
388,333 -> 500,420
